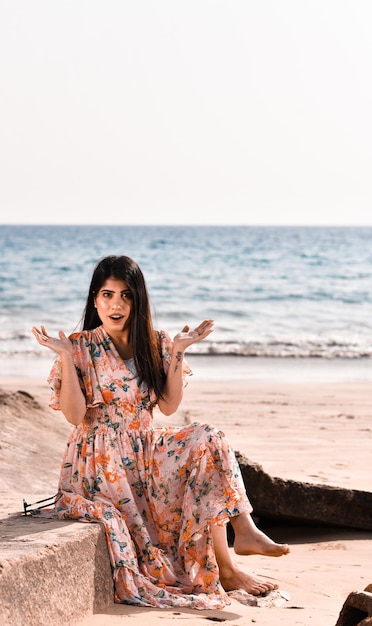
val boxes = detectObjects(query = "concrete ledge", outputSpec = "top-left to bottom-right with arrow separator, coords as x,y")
0,514 -> 113,626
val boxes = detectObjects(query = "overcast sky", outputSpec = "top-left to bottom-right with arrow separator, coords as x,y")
1,1 -> 371,226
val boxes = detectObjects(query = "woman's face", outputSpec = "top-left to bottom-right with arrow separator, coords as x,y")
94,277 -> 133,334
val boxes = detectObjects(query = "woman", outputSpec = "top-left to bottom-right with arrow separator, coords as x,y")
32,255 -> 289,609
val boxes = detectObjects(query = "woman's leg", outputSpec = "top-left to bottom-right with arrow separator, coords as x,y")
211,523 -> 279,595
230,512 -> 290,557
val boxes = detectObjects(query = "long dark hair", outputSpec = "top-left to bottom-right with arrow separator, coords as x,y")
82,255 -> 165,398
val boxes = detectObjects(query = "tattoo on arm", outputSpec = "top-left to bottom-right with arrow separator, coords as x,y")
174,351 -> 183,372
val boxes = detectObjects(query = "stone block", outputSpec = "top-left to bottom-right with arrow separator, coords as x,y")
335,586 -> 372,626
0,518 -> 113,626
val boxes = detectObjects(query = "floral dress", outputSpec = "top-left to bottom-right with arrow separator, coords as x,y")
48,326 -> 252,609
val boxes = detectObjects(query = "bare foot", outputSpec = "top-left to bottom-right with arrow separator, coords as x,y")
219,564 -> 278,596
231,513 -> 290,557
234,528 -> 290,557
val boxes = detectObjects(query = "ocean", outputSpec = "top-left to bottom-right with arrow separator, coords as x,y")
1,224 -> 371,381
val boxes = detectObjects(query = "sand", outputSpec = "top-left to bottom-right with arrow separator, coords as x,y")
0,369 -> 371,625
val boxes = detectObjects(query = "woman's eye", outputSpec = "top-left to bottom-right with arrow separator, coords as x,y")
122,291 -> 132,299
102,292 -> 111,298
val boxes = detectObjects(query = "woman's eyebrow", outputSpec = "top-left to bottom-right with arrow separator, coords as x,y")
100,289 -> 130,293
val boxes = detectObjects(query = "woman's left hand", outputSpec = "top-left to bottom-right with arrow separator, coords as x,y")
173,320 -> 214,350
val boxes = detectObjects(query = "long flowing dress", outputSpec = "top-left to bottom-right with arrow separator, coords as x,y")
47,326 -> 252,609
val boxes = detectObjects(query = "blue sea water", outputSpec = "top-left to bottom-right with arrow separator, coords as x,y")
0,224 -> 371,378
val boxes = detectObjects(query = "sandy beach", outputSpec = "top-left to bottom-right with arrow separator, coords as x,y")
0,364 -> 371,625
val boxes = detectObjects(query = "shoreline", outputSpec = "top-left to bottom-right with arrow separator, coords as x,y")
1,353 -> 371,382
189,354 -> 372,382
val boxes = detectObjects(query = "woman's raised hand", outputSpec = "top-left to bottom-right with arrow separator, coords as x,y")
32,325 -> 73,356
173,320 -> 214,350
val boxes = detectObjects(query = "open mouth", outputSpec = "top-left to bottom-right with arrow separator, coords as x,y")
109,315 -> 124,321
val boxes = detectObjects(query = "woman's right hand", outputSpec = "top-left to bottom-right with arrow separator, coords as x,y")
32,325 -> 73,357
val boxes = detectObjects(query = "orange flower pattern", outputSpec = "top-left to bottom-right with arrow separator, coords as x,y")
47,326 -> 252,609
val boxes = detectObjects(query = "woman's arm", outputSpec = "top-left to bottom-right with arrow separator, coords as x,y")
32,326 -> 87,426
57,352 -> 87,425
157,320 -> 213,416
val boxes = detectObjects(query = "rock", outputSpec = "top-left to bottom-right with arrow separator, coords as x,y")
236,453 -> 372,531
0,388 -> 42,415
335,585 -> 372,625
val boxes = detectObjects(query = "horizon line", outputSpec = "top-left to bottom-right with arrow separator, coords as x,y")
1,222 -> 372,228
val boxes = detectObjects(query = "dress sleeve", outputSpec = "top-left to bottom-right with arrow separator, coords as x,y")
158,329 -> 193,384
47,331 -> 104,410
47,356 -> 64,410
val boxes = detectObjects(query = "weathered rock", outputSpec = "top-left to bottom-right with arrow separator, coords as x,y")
236,453 -> 372,530
0,516 -> 113,626
0,389 -> 42,413
335,585 -> 372,625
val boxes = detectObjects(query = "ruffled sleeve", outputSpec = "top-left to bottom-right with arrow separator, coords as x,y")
47,355 -> 64,410
158,329 -> 192,384
47,330 -> 105,410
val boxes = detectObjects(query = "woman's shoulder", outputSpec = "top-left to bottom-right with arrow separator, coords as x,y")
156,329 -> 171,340
155,330 -> 173,362
68,329 -> 93,342
68,328 -> 103,347
156,329 -> 173,347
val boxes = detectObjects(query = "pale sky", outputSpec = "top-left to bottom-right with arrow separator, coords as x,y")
1,0 -> 371,226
